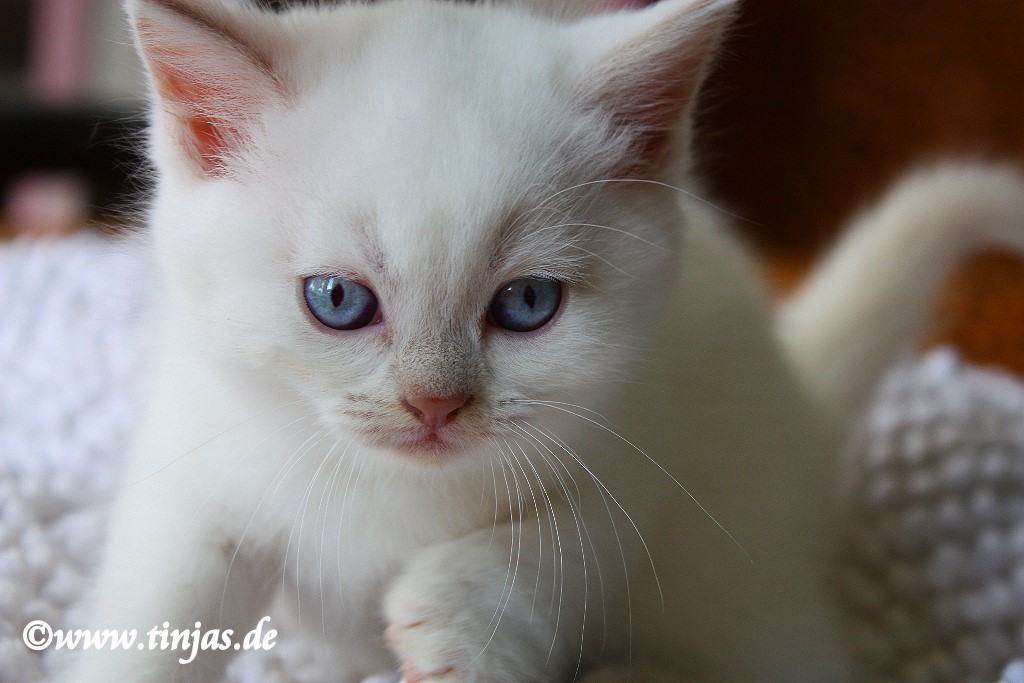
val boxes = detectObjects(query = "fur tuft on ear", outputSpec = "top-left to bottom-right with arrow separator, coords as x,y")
128,0 -> 289,176
571,0 -> 735,178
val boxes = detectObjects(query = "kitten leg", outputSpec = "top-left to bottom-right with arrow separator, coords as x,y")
383,511 -> 600,683
58,485 -> 275,683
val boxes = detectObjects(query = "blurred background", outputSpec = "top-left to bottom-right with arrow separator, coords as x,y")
1,0 -> 1022,371
0,0 -> 143,237
694,1 -> 1024,377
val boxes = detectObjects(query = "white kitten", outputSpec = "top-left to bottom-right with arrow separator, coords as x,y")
61,0 -> 1024,681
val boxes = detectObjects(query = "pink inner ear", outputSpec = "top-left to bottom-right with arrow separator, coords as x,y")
586,1 -> 730,179
136,8 -> 280,177
156,67 -> 243,174
611,47 -> 708,179
186,118 -> 232,173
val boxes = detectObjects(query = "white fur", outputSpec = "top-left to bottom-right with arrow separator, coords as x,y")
61,1 -> 1024,682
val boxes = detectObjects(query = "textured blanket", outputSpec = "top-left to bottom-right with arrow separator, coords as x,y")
1,233 -> 1023,682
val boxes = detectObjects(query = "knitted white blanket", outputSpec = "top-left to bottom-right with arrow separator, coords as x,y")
1,233 -> 1022,682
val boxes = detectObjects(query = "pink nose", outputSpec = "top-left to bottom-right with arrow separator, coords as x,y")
403,395 -> 467,428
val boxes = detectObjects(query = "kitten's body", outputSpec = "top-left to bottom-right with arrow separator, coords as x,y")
63,0 -> 1024,681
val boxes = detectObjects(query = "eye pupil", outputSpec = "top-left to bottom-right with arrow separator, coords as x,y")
331,284 -> 344,307
488,278 -> 561,332
523,285 -> 536,309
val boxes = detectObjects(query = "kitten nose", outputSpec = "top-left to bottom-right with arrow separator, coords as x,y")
403,395 -> 468,428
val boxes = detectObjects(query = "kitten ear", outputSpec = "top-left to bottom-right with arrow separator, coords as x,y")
128,0 -> 289,176
571,0 -> 735,177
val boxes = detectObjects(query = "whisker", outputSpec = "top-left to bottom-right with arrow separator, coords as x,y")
507,422 -> 602,675
529,177 -> 757,226
517,421 -> 629,663
505,399 -> 613,426
125,397 -> 307,487
487,453 -> 501,548
316,437 -> 356,640
516,401 -> 752,564
500,438 -> 545,617
219,423 -> 323,624
536,221 -> 666,252
470,444 -> 522,665
282,431 -> 332,623
336,448 -> 368,629
511,417 -> 664,613
507,436 -> 567,638
189,411 -> 312,527
563,243 -> 638,278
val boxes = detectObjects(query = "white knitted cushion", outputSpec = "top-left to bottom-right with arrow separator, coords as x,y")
0,234 -> 143,681
843,350 -> 1024,682
1,233 -> 1022,682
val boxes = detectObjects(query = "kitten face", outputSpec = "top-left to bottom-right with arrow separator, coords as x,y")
138,0 -> 728,468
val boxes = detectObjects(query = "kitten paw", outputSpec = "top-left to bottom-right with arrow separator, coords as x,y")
399,663 -> 456,683
383,620 -> 458,682
383,542 -> 560,683
361,674 -> 403,683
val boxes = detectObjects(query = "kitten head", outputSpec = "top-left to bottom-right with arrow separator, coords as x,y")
129,0 -> 732,467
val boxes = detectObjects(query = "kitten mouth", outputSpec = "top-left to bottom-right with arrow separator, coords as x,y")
374,428 -> 464,462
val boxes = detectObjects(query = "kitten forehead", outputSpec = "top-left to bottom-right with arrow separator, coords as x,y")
267,0 -> 570,98
270,2 -> 618,287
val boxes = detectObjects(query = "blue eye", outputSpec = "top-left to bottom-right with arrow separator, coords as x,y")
488,278 -> 562,332
304,276 -> 379,330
